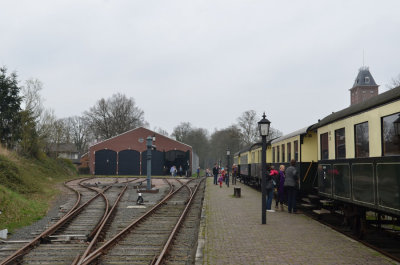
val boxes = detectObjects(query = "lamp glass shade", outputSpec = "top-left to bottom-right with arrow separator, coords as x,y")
227,149 -> 230,155
259,123 -> 270,137
258,113 -> 271,137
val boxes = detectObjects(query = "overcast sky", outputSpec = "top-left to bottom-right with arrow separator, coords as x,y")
1,1 -> 400,136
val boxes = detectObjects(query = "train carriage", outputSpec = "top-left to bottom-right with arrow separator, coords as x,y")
270,126 -> 319,195
311,86 -> 400,217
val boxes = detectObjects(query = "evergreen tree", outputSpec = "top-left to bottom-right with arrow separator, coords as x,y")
0,67 -> 22,147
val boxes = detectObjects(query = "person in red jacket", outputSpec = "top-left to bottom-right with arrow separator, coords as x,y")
266,166 -> 279,212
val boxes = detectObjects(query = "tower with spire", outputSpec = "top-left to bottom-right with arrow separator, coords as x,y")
350,66 -> 379,105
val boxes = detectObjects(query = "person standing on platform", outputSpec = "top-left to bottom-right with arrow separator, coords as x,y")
170,166 -> 175,177
275,165 -> 286,211
197,167 -> 200,178
179,166 -> 183,177
232,164 -> 237,185
222,167 -> 229,187
213,163 -> 219,185
218,173 -> 223,188
267,166 -> 278,212
284,159 -> 299,213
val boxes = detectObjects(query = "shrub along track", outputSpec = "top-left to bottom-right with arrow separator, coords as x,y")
79,177 -> 205,265
0,177 -> 142,265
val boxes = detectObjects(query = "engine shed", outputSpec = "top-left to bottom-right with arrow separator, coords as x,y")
88,127 -> 193,176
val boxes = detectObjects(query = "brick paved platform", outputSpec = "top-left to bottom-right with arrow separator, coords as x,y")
199,177 -> 398,265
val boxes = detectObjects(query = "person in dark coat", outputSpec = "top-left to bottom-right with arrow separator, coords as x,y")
212,164 -> 219,185
284,159 -> 299,213
275,165 -> 286,211
266,166 -> 278,212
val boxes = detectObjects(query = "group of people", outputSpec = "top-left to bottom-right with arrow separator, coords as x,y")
266,159 -> 299,213
169,165 -> 184,177
211,163 -> 237,188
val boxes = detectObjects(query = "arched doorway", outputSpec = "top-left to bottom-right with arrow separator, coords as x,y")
118,149 -> 140,175
95,149 -> 117,175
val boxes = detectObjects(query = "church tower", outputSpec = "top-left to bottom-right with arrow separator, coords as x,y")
350,66 -> 379,105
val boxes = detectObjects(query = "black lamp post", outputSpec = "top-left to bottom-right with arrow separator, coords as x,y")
258,112 -> 271,224
146,136 -> 153,190
226,148 -> 230,187
394,114 -> 400,136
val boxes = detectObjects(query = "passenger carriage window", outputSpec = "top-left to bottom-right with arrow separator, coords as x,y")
382,113 -> 400,156
281,144 -> 285,163
335,128 -> 346,159
287,142 -> 291,162
294,140 -> 298,161
272,147 -> 275,163
320,133 -> 329,160
355,122 -> 369,158
277,146 -> 280,163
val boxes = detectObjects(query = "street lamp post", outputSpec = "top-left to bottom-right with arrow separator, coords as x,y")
146,136 -> 153,190
226,148 -> 230,187
258,112 -> 271,224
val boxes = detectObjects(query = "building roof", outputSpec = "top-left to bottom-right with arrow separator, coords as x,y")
271,126 -> 314,144
352,66 -> 378,88
89,126 -> 192,150
311,85 -> 400,130
48,143 -> 78,153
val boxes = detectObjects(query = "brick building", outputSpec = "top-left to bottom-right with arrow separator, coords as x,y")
88,127 -> 193,175
350,66 -> 379,105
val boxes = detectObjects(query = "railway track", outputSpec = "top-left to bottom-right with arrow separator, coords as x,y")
159,178 -> 205,265
0,177 -> 206,265
0,177 -> 143,265
79,177 -> 205,265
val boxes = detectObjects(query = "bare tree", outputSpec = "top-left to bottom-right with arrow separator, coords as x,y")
237,110 -> 282,145
268,127 -> 283,142
21,78 -> 44,120
37,109 -> 56,140
154,126 -> 169,137
387,73 -> 400,90
237,110 -> 258,146
64,116 -> 91,154
84,93 -> 147,141
171,122 -> 192,142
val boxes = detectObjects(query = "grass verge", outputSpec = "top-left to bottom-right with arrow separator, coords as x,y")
0,151 -> 77,234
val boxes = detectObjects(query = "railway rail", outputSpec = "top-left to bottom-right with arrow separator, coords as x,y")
0,177 -> 143,265
0,177 -> 205,265
79,177 -> 205,265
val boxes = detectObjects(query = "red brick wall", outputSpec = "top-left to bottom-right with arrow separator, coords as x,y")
88,127 -> 192,174
350,86 -> 378,105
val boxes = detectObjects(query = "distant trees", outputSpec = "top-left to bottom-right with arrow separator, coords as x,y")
209,125 -> 243,168
169,111 -> 283,169
171,122 -> 192,142
84,93 -> 148,141
0,65 -> 287,168
0,67 -> 22,148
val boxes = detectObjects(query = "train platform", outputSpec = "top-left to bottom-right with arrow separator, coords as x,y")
197,177 -> 398,265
